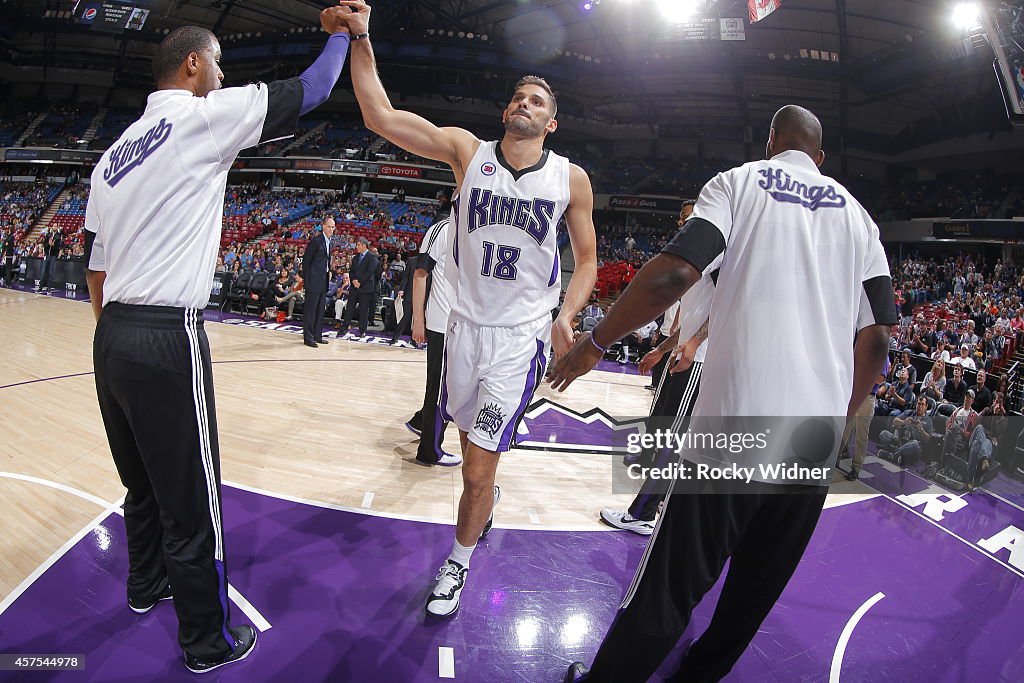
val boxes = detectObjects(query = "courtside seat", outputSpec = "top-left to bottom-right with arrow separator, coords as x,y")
225,272 -> 253,312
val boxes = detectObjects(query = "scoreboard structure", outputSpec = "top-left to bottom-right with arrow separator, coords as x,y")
72,0 -> 150,34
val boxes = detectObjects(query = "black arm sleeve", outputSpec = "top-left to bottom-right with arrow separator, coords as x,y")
416,254 -> 438,274
83,230 -> 96,270
863,275 -> 900,327
660,217 -> 727,275
261,78 -> 303,144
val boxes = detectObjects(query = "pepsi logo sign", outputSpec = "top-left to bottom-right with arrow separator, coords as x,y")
481,162 -> 496,176
84,7 -> 98,20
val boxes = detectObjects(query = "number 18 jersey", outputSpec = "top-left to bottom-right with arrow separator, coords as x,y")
446,140 -> 570,327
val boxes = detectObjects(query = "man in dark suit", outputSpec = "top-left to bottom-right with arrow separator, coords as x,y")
339,236 -> 378,338
301,216 -> 335,348
1,230 -> 15,286
39,228 -> 63,291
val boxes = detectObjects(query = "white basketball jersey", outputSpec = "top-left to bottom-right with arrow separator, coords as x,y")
421,218 -> 453,333
446,141 -> 570,327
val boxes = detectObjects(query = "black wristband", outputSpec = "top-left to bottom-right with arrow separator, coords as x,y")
352,33 -> 369,41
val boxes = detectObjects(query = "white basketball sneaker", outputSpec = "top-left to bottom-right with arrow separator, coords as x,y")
425,559 -> 468,617
600,508 -> 655,536
436,452 -> 463,467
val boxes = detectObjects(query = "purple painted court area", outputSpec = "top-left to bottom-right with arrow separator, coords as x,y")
2,484 -> 1023,682
519,399 -> 642,452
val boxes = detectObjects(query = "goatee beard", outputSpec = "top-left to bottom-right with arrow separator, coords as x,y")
505,117 -> 539,136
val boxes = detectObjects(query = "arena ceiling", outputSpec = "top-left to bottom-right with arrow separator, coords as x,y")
0,0 -> 1012,156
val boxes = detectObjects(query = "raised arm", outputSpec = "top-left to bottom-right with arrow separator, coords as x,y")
340,1 -> 479,182
551,164 -> 598,359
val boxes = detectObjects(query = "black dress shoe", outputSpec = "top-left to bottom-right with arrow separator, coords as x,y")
127,583 -> 173,614
304,340 -> 318,348
184,625 -> 257,674
315,338 -> 329,345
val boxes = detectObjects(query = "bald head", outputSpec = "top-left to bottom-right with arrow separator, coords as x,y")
322,216 -> 336,238
767,105 -> 825,166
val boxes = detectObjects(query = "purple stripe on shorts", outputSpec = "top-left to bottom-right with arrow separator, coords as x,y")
439,345 -> 454,423
215,559 -> 235,651
497,339 -> 545,452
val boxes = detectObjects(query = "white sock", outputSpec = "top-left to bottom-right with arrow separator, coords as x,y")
448,538 -> 476,568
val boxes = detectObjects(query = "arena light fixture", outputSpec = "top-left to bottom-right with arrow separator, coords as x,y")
654,0 -> 696,23
952,3 -> 981,30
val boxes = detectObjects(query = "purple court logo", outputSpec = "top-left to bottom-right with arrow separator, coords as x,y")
481,162 -> 496,176
475,402 -> 505,437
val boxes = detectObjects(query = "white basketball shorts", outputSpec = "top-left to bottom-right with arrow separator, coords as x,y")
440,313 -> 551,453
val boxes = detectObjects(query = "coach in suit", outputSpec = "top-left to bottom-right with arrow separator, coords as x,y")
339,236 -> 378,338
301,216 -> 335,348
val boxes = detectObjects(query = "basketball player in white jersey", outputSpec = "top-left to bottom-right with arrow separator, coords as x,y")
407,217 -> 462,467
339,1 -> 598,617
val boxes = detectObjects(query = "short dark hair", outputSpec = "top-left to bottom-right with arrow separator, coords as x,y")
153,26 -> 216,86
681,200 -> 696,209
515,75 -> 557,118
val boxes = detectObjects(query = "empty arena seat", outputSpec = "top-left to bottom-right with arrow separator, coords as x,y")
225,272 -> 253,312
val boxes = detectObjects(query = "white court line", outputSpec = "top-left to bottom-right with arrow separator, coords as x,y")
527,508 -> 541,524
514,440 -> 625,453
0,472 -> 270,629
829,591 -> 885,683
222,479 -> 628,532
361,492 -> 375,509
882,493 -> 1024,579
438,646 -> 455,678
822,492 -> 883,510
0,496 -> 124,618
862,456 -> 903,474
982,487 -> 1024,514
228,584 -> 272,632
0,471 -> 113,509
